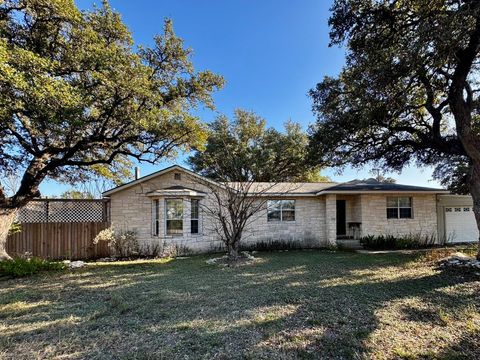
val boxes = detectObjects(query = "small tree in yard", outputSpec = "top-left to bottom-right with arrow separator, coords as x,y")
0,0 -> 224,260
309,0 -> 480,259
188,110 -> 310,261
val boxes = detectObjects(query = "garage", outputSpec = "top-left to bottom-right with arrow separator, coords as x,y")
438,195 -> 479,243
445,206 -> 479,243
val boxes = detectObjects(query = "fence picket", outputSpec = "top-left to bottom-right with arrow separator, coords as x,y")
6,222 -> 110,260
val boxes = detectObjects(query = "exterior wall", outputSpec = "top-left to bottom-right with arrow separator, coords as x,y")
108,169 -> 329,254
242,197 -> 327,247
360,194 -> 438,238
108,168 -> 441,253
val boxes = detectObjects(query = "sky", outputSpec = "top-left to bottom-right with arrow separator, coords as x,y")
40,0 -> 440,196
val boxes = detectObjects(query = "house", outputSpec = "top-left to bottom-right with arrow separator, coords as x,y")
103,165 -> 477,253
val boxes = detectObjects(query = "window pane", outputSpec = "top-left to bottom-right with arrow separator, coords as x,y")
268,200 -> 281,211
387,208 -> 398,219
386,197 -> 398,207
191,219 -> 199,234
191,199 -> 199,219
282,210 -> 295,221
399,208 -> 412,218
268,210 -> 281,221
153,199 -> 160,236
167,219 -> 183,235
398,197 -> 411,207
166,199 -> 183,220
282,200 -> 295,210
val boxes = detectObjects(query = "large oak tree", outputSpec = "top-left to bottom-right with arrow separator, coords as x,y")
309,0 -> 480,259
0,0 -> 223,259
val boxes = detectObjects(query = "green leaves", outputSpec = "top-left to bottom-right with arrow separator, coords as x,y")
309,0 -> 479,174
188,109 -> 325,182
0,0 -> 223,202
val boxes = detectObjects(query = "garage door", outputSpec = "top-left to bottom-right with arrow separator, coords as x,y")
445,206 -> 479,243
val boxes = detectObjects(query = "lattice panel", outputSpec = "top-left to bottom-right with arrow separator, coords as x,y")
17,200 -> 108,223
17,201 -> 48,223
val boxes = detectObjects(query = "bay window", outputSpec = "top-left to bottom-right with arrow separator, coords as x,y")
166,199 -> 183,235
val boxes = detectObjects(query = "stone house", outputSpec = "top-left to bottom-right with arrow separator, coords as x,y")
103,165 -> 476,253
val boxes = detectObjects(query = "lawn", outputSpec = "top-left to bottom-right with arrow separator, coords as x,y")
0,251 -> 479,359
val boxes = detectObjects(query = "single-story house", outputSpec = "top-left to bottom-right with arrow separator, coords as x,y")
103,165 -> 479,253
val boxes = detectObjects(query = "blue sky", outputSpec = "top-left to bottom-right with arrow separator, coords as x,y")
40,0 -> 439,196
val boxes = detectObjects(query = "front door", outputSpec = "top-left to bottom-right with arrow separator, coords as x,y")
336,200 -> 346,236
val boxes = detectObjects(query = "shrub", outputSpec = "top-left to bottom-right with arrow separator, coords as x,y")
0,257 -> 66,278
93,228 -> 139,258
360,233 -> 439,250
240,239 -> 305,252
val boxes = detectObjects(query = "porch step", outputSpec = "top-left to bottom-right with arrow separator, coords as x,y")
336,239 -> 363,250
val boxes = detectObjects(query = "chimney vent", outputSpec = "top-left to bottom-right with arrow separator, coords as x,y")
134,167 -> 140,180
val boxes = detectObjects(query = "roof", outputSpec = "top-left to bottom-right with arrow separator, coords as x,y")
102,165 -> 221,196
227,182 -> 337,196
146,186 -> 207,198
317,178 -> 449,195
103,166 -> 448,197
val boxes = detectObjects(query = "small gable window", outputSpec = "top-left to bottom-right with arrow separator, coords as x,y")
174,173 -> 181,180
386,196 -> 412,219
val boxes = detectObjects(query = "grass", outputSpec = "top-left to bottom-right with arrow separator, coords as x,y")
0,251 -> 479,359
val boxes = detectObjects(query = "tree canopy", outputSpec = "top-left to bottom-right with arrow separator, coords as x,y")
0,0 -> 223,260
0,0 -> 224,209
309,0 -> 479,177
188,109 -> 327,182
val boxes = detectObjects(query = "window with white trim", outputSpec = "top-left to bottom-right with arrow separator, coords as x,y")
191,199 -> 200,234
166,199 -> 183,236
386,196 -> 412,219
267,200 -> 295,222
152,199 -> 160,236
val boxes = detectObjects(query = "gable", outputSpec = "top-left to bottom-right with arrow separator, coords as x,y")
102,165 -> 219,196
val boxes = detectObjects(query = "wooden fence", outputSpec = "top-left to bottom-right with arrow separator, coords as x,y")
6,222 -> 110,260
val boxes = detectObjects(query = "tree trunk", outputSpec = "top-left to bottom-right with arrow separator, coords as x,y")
227,237 -> 240,261
0,209 -> 18,261
469,165 -> 480,260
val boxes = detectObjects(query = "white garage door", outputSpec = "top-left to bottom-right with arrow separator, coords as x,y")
445,206 -> 479,243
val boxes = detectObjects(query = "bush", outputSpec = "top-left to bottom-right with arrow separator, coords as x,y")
240,239 -> 306,252
94,228 -> 139,258
360,233 -> 439,250
0,257 -> 66,278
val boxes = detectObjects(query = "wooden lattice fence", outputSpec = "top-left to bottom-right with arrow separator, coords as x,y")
6,199 -> 111,260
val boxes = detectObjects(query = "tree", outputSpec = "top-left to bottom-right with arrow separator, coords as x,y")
60,190 -> 94,199
0,0 -> 224,260
308,0 -> 480,259
188,109 -> 315,261
188,109 -> 327,182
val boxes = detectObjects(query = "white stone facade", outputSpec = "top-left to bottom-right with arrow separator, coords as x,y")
107,167 -> 440,253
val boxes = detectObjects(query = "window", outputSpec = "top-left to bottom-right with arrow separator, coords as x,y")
455,207 -> 461,212
174,173 -> 181,180
267,200 -> 295,222
191,199 -> 199,234
386,196 -> 412,219
446,207 -> 452,212
166,199 -> 183,235
152,199 -> 160,236
464,207 -> 470,212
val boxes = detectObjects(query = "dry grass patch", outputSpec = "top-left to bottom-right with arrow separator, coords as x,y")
0,251 -> 479,359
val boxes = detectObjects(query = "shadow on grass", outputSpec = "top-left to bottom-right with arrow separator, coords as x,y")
0,250 -> 479,359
